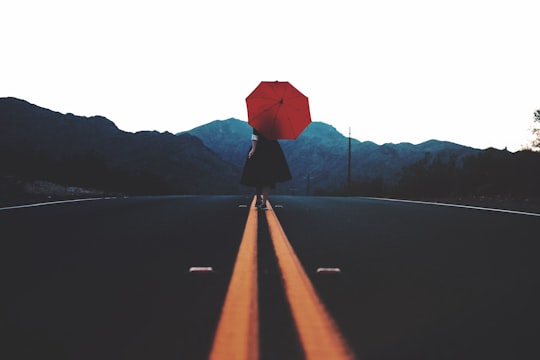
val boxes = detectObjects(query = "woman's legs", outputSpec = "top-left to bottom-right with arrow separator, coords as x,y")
255,184 -> 273,209
255,186 -> 262,204
260,186 -> 270,208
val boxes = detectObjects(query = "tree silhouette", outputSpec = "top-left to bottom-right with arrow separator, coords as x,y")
532,109 -> 540,151
397,152 -> 460,198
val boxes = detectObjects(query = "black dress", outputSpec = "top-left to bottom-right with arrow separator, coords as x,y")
240,129 -> 292,189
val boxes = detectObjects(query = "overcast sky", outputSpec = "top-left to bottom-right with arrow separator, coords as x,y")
2,0 -> 539,151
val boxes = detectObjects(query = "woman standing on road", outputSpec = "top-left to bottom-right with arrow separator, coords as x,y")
240,128 -> 291,210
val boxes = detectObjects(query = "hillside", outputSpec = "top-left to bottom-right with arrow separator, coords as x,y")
184,119 -> 480,194
0,97 -> 241,198
2,97 -> 539,210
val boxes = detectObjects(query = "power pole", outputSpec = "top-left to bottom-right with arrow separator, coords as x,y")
347,126 -> 352,192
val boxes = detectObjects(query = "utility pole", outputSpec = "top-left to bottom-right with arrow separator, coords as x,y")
347,126 -> 352,192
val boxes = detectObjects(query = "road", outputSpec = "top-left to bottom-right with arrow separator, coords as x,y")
1,195 -> 539,359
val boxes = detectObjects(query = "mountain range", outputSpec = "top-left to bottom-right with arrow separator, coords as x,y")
185,119 -> 480,194
4,97 -> 537,199
0,97 -> 240,195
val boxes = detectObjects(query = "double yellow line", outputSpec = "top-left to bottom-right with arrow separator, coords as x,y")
209,196 -> 259,359
209,197 -> 355,360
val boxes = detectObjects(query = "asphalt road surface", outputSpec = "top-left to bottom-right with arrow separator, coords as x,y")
1,195 -> 539,359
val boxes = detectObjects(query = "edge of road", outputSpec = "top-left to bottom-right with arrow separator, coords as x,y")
2,195 -> 539,218
366,196 -> 540,217
0,197 -> 119,211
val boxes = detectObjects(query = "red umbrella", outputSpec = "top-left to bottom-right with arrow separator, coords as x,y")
246,81 -> 311,140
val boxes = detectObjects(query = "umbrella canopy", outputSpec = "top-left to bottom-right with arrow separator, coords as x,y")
246,81 -> 311,140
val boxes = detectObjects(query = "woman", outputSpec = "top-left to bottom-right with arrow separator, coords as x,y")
240,128 -> 292,209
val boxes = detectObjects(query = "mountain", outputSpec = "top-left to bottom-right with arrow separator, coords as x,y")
184,119 -> 481,194
0,97 -> 241,195
3,97 -> 537,200
183,118 -> 253,167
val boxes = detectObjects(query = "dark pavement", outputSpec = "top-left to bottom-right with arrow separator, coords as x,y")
1,195 -> 539,359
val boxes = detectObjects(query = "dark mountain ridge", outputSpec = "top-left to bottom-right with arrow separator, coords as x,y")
1,97 -> 241,195
184,119 -> 481,194
2,97 -> 539,203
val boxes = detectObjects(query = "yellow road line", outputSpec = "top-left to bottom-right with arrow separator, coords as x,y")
209,196 -> 259,360
265,201 -> 355,360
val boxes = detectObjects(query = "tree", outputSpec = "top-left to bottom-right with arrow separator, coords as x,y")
532,109 -> 540,151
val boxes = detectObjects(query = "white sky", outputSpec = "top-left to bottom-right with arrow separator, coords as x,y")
2,0 -> 539,151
